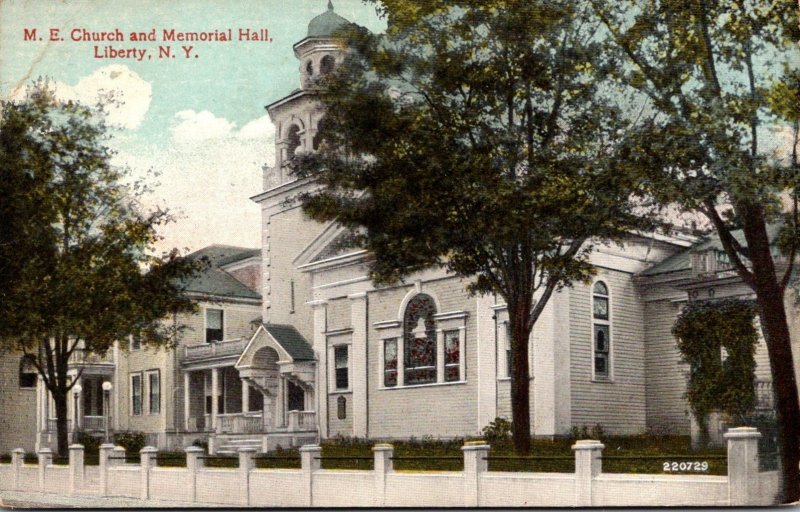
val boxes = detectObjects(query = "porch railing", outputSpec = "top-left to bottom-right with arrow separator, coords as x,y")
46,418 -> 71,432
216,412 -> 263,434
184,337 -> 248,360
82,415 -> 108,431
69,348 -> 113,365
287,410 -> 316,431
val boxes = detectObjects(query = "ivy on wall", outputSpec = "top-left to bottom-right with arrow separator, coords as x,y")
672,298 -> 758,443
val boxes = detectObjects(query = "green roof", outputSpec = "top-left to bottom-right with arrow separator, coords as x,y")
182,245 -> 261,300
307,1 -> 351,38
638,223 -> 784,277
264,324 -> 315,361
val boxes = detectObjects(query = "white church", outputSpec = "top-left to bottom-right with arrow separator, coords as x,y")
4,2 -> 794,456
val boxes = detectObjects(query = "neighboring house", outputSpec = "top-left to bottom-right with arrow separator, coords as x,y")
3,3 -> 795,456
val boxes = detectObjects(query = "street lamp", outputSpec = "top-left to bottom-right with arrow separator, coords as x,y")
102,381 -> 113,442
72,384 -> 82,435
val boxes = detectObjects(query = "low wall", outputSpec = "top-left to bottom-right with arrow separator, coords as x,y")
481,472 -> 576,507
0,428 -> 781,507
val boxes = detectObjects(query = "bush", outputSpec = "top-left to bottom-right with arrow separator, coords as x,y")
481,417 -> 513,444
76,432 -> 102,455
569,424 -> 607,441
113,431 -> 146,455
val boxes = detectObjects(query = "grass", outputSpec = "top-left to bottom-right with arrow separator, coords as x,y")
1,435 -> 727,475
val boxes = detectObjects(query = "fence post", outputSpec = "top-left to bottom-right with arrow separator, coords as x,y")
572,439 -> 604,507
11,448 -> 24,491
112,446 -> 126,466
373,443 -> 394,507
99,443 -> 114,496
185,446 -> 203,502
462,440 -> 490,507
724,426 -> 761,506
238,447 -> 256,506
300,444 -> 321,507
38,447 -> 52,491
68,444 -> 84,495
139,446 -> 157,500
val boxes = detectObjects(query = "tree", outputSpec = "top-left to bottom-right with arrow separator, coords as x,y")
591,0 -> 800,501
0,82 -> 201,456
293,1 -> 649,454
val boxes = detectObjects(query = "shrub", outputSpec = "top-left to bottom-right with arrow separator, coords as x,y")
113,431 -> 147,455
481,417 -> 513,444
76,432 -> 102,455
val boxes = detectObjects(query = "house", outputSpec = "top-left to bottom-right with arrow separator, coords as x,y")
3,2 -> 794,456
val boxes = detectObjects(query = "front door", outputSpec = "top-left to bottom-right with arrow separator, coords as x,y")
287,381 -> 304,411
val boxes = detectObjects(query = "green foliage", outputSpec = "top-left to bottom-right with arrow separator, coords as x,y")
0,81 -> 202,455
569,424 -> 607,442
76,432 -> 102,455
295,0 -> 651,455
673,299 -> 758,439
113,431 -> 147,455
482,417 -> 513,444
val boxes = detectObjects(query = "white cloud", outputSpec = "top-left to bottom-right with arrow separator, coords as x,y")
11,65 -> 152,130
115,111 -> 276,253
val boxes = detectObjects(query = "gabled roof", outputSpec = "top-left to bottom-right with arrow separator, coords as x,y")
263,324 -> 315,361
638,223 -> 784,277
182,245 -> 261,300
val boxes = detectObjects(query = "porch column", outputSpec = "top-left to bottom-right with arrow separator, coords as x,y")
242,380 -> 250,413
276,377 -> 284,427
211,368 -> 219,431
184,371 -> 191,431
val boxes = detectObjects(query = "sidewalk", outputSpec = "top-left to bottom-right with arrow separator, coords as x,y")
0,490 -> 203,509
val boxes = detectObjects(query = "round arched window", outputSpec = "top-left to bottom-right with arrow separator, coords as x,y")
305,60 -> 314,76
286,125 -> 301,160
403,294 -> 437,385
320,55 -> 335,75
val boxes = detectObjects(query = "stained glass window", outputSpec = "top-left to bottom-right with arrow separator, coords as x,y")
592,281 -> 610,378
444,330 -> 460,382
403,294 -> 437,385
384,338 -> 398,387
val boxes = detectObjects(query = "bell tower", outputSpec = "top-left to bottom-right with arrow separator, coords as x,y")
262,0 -> 351,190
254,2 -> 354,331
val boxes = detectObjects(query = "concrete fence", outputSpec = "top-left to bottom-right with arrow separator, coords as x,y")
0,427 -> 780,507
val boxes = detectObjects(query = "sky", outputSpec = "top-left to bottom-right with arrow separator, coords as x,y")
0,0 -> 386,254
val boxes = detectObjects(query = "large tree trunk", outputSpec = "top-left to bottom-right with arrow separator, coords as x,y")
742,214 -> 800,503
508,299 -> 533,455
54,391 -> 69,458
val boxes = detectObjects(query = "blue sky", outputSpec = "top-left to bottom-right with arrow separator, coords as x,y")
0,0 -> 385,252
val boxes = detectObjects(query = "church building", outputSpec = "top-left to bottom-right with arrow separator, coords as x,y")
3,3 -> 794,456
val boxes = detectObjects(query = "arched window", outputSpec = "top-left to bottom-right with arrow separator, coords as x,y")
286,125 -> 301,160
403,294 -> 437,385
320,55 -> 335,75
592,281 -> 611,379
305,59 -> 314,77
19,355 -> 37,388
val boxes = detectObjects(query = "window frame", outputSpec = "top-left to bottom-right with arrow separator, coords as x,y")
19,355 -> 37,389
146,369 -> 160,415
376,294 -> 468,390
130,372 -> 143,416
129,334 -> 142,351
591,280 -> 612,381
205,307 -> 224,343
382,338 -> 399,388
333,345 -> 349,391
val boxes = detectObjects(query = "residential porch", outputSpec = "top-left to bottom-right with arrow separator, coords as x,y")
182,325 -> 317,440
37,349 -> 116,449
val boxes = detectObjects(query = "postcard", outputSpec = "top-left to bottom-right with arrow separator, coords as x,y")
0,0 -> 797,507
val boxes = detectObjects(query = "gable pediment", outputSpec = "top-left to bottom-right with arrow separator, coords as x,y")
294,221 -> 365,270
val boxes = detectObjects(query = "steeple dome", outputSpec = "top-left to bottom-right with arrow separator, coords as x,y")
307,1 -> 351,38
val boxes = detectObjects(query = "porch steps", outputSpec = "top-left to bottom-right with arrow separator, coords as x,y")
215,437 -> 263,455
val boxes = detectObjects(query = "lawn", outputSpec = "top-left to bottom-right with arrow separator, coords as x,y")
2,435 -> 729,475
